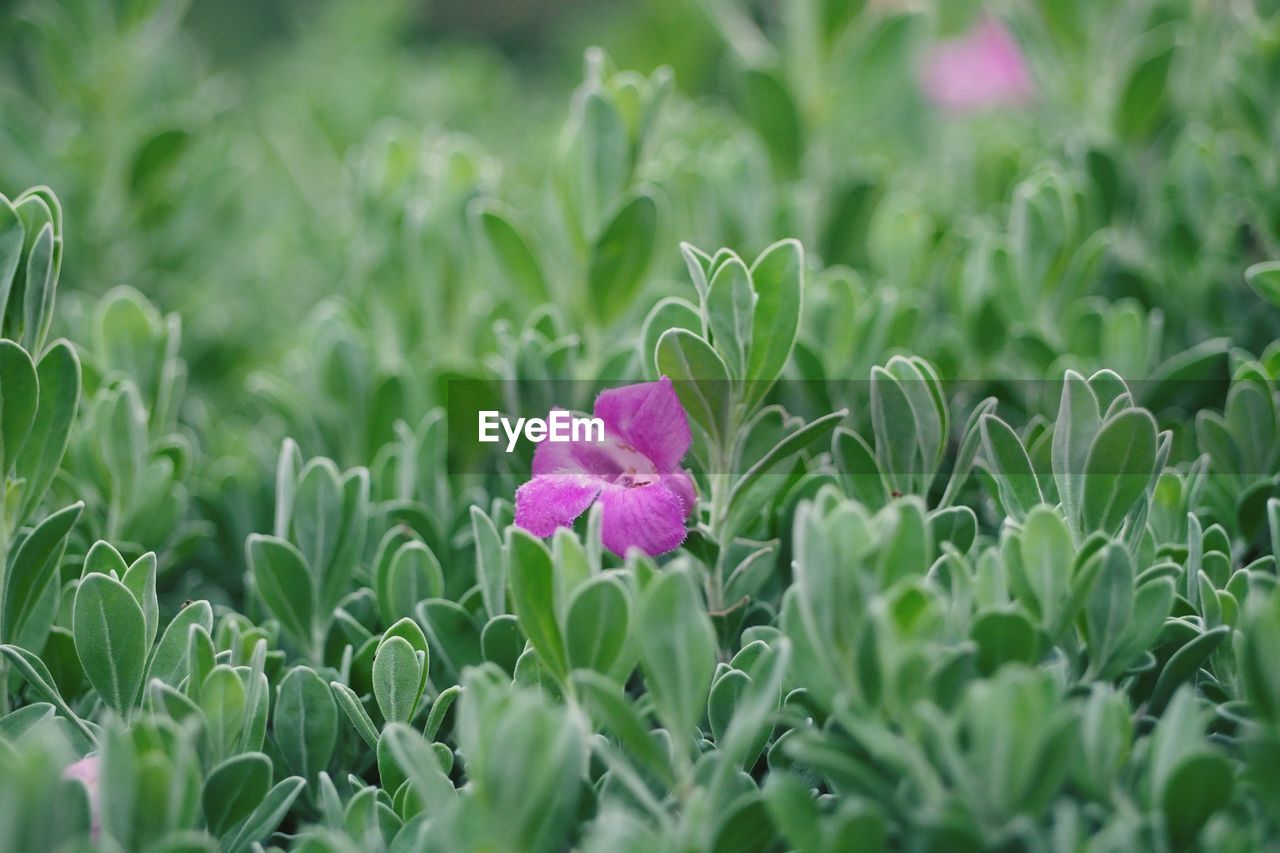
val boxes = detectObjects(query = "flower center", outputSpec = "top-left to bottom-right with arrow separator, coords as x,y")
602,440 -> 659,487
614,469 -> 659,488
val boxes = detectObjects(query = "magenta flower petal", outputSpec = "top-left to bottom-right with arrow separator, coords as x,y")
662,469 -> 698,519
530,418 -> 585,476
514,475 -> 602,537
516,378 -> 696,556
593,377 -> 692,473
63,755 -> 101,839
920,16 -> 1034,112
598,482 -> 688,557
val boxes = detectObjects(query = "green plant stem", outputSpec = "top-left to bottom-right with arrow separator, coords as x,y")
705,406 -> 743,616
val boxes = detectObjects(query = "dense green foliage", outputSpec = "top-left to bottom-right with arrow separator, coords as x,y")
2,0 -> 1280,850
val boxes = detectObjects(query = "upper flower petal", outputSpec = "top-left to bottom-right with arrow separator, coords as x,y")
514,474 -> 602,537
530,419 -> 588,476
593,377 -> 692,473
597,481 -> 688,557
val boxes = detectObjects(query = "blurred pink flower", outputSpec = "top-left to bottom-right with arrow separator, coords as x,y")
63,754 -> 101,839
515,377 -> 696,557
920,16 -> 1034,112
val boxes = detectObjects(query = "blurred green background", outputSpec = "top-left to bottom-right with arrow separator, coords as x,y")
3,0 -> 1279,588
0,0 -> 723,387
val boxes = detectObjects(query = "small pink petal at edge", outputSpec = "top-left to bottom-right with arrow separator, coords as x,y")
593,377 -> 692,473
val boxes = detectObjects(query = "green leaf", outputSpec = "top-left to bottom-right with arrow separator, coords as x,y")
0,643 -> 94,742
1017,506 -> 1074,630
291,458 -> 343,584
1148,626 -> 1229,713
331,680 -> 380,749
83,539 -> 127,579
0,340 -> 38,476
203,752 -> 271,837
128,127 -> 190,193
2,501 -> 82,646
237,660 -> 269,754
148,679 -> 202,725
185,624 -> 216,701
706,256 -> 755,376
763,774 -> 824,853
415,599 -> 483,687
221,775 -> 306,853
565,575 -> 631,676
939,397 -> 997,508
15,341 -> 80,523
885,356 -> 946,480
73,572 -> 146,719
424,684 -> 462,741
708,669 -> 749,748
379,723 -> 455,808
574,88 -> 629,235
471,505 -> 506,618
588,190 -> 658,325
928,505 -> 977,554
18,224 -> 55,353
507,529 -> 568,682
718,639 -> 789,769
833,427 -> 887,509
146,600 -> 213,688
655,328 -> 731,445
637,567 -> 716,739
94,381 -> 147,505
570,669 -> 672,783
871,367 -> 921,495
1081,409 -> 1157,535
1104,577 -> 1174,679
0,196 -> 24,327
640,297 -> 701,381
1224,372 -> 1277,475
0,701 -> 54,739
742,67 -> 802,177
874,498 -> 931,584
981,415 -> 1043,521
473,199 -> 548,302
373,636 -> 424,723
1083,545 -> 1134,675
746,239 -> 804,407
1161,753 -> 1233,848
1052,370 -> 1101,533
971,608 -> 1040,675
375,540 -> 443,625
246,534 -> 315,653
481,613 -> 524,675
1245,261 -> 1280,309
121,551 -> 159,656
1115,33 -> 1175,141
200,665 -> 247,762
723,410 -> 845,538
275,666 -> 338,781
680,242 -> 713,304
1240,587 -> 1280,722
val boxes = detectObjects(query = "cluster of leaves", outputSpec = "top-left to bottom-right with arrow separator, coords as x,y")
3,0 -> 1280,850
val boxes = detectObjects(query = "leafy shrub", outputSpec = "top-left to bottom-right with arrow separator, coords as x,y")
2,1 -> 1280,851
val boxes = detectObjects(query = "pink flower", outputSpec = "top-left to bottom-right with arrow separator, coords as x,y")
63,755 -> 101,838
920,16 -> 1034,112
515,377 -> 696,556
